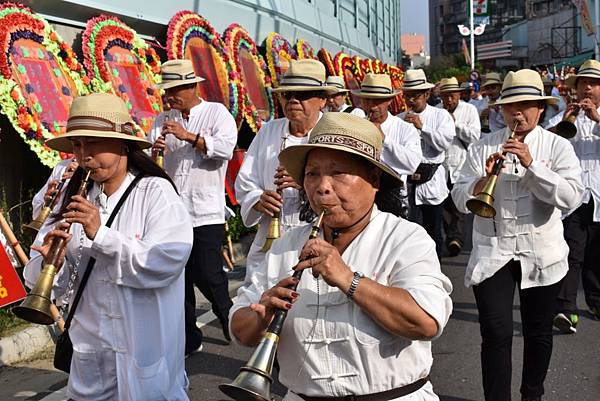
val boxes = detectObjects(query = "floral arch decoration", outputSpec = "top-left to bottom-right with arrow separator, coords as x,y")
0,3 -> 92,167
167,11 -> 242,126
82,15 -> 162,135
317,48 -> 336,76
223,23 -> 275,132
264,32 -> 296,88
295,39 -> 317,60
387,65 -> 406,115
334,52 -> 362,106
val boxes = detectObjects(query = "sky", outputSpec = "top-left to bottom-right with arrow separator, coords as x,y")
400,0 -> 430,52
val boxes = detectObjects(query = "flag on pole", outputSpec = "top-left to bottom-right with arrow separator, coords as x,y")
462,38 -> 472,65
0,230 -> 27,308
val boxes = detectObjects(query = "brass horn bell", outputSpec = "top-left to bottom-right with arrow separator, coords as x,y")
466,175 -> 498,218
555,115 -> 577,139
22,206 -> 52,236
219,332 -> 279,401
12,262 -> 58,325
260,215 -> 280,253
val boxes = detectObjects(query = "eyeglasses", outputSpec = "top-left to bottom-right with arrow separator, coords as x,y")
280,91 -> 324,101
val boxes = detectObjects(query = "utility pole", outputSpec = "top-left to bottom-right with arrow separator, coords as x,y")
470,0 -> 475,70
596,0 -> 600,60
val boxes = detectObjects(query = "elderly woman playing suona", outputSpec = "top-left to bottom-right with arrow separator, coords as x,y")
452,70 -> 583,401
230,113 -> 453,401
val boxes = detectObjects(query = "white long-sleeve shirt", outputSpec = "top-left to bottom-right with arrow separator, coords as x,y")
231,207 -> 452,400
399,105 -> 455,205
438,101 -> 481,183
451,126 -> 583,288
547,109 -> 600,221
24,173 -> 193,401
380,112 -> 422,176
234,117 -> 318,281
147,101 -> 237,227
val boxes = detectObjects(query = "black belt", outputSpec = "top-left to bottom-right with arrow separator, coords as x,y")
295,375 -> 430,401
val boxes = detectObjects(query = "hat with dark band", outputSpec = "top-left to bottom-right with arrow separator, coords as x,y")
157,59 -> 205,90
401,69 -> 435,91
492,69 -> 558,106
351,73 -> 401,98
325,75 -> 350,93
481,72 -> 502,88
566,59 -> 600,88
271,59 -> 337,94
438,77 -> 462,93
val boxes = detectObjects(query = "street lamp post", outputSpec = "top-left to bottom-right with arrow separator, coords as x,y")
469,0 -> 475,70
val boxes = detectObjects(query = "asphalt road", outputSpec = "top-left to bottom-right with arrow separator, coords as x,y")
1,244 -> 599,401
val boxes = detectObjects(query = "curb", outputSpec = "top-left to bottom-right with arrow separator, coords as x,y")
0,324 -> 53,367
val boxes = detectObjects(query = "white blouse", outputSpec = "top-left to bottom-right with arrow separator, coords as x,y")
24,173 -> 193,401
452,126 -> 583,288
231,207 -> 453,400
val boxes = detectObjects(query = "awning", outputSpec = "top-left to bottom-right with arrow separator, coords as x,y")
553,50 -> 595,69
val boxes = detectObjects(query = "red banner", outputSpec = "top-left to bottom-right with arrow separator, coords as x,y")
0,242 -> 27,308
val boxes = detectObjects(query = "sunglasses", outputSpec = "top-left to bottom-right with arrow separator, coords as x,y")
280,91 -> 324,101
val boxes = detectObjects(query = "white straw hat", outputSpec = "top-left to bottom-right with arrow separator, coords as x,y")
271,59 -> 337,94
438,77 -> 462,93
566,59 -> 600,88
481,72 -> 502,88
325,75 -> 349,93
351,73 -> 401,98
401,69 -> 435,91
157,59 -> 205,90
493,69 -> 558,106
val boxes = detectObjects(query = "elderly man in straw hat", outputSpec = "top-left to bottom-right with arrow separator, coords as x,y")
546,59 -> 600,331
452,70 -> 583,401
148,59 -> 237,353
437,77 -> 481,256
352,73 -> 422,177
398,69 -> 455,258
324,75 -> 366,117
25,93 -> 193,400
479,72 -> 506,133
235,59 -> 337,285
231,112 -> 452,401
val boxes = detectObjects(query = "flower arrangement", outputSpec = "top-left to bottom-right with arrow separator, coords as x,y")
0,3 -> 91,167
295,39 -> 316,60
387,65 -> 406,114
166,11 -> 242,125
82,15 -> 162,134
264,32 -> 296,87
223,23 -> 274,132
317,48 -> 336,76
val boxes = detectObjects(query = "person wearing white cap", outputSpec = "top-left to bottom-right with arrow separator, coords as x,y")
25,93 -> 193,400
399,69 -> 455,258
546,59 -> 600,331
437,77 -> 481,256
235,59 -> 337,287
452,69 -> 583,401
324,75 -> 366,118
480,72 -> 507,133
148,59 -> 237,353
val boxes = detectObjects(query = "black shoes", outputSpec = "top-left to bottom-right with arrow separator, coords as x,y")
447,239 -> 462,257
221,319 -> 232,344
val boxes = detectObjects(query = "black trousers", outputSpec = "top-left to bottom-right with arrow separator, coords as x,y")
408,184 -> 444,258
473,260 -> 561,401
184,224 -> 232,350
557,201 -> 600,314
443,182 -> 466,246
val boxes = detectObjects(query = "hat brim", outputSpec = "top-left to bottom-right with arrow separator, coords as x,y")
439,86 -> 464,93
481,81 -> 502,88
272,85 -> 338,94
493,94 -> 558,106
278,143 -> 403,188
402,83 -> 435,91
45,130 -> 152,153
330,88 -> 350,94
564,73 -> 600,88
351,89 -> 402,98
157,76 -> 205,90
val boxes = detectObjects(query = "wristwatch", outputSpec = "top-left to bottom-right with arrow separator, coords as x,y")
347,271 -> 364,299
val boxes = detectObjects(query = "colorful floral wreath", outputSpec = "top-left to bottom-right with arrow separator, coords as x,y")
82,15 -> 162,134
317,48 -> 336,76
333,52 -> 363,106
264,32 -> 296,87
167,11 -> 242,126
223,23 -> 274,132
295,39 -> 316,60
0,3 -> 91,167
387,65 -> 406,114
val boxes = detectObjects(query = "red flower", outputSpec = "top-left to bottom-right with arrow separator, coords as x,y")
10,89 -> 20,101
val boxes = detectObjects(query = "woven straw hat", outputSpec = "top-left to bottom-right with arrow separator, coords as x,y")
401,69 -> 435,91
325,75 -> 349,93
45,93 -> 152,153
566,59 -> 600,88
272,59 -> 337,94
438,77 -> 462,93
351,73 -> 401,98
493,69 -> 558,106
157,59 -> 205,90
482,72 -> 502,88
278,113 -> 402,187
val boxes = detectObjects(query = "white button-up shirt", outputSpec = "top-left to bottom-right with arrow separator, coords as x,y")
148,101 -> 237,227
235,117 -> 318,281
380,112 -> 422,176
547,109 -> 600,221
24,173 -> 193,400
452,126 -> 583,288
231,207 -> 452,400
438,101 -> 481,183
399,105 -> 455,205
